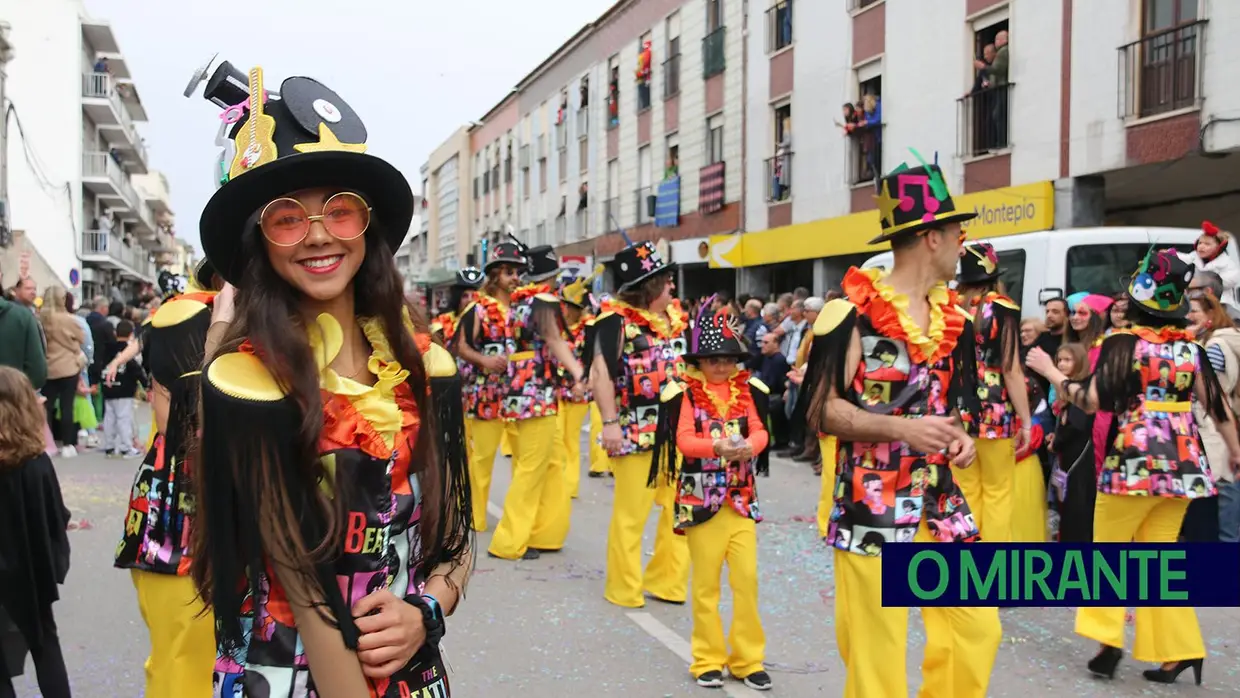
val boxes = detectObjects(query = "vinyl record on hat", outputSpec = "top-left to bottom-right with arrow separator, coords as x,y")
279,77 -> 367,143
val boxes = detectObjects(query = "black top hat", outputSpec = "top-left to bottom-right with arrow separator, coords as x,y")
870,152 -> 977,245
685,298 -> 747,361
958,242 -> 1001,285
485,242 -> 528,273
524,245 -> 561,282
453,267 -> 484,289
157,270 -> 187,300
194,61 -> 413,286
191,258 -> 218,291
1127,247 -> 1194,319
614,240 -> 676,292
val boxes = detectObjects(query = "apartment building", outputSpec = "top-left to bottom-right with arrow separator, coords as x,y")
717,0 -> 1240,298
435,0 -> 745,296
0,0 -> 167,301
412,126 -> 475,303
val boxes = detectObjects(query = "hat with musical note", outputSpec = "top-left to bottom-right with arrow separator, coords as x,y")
869,149 -> 977,245
957,242 -> 1001,285
560,264 -> 604,308
614,240 -> 676,292
190,59 -> 414,286
1126,247 -> 1194,320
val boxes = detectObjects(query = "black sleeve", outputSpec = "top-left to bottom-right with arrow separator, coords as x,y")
751,382 -> 771,476
592,313 -> 624,382
993,302 -> 1022,374
454,304 -> 481,352
648,390 -> 684,488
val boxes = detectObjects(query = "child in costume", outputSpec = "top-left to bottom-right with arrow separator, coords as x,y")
652,301 -> 772,691
187,60 -> 473,697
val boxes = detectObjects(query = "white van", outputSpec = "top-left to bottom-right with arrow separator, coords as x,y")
860,226 -> 1239,317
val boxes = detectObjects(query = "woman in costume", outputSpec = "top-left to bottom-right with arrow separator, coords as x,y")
186,61 -> 472,697
1027,248 -> 1240,685
557,266 -> 603,498
652,301 -> 772,691
954,242 -> 1031,543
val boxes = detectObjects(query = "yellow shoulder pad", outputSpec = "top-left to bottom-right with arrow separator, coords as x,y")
660,381 -> 684,403
422,342 -> 458,378
205,351 -> 288,403
594,310 -> 617,322
430,321 -> 444,334
993,295 -> 1021,312
953,304 -> 972,317
748,376 -> 770,394
460,300 -> 479,317
151,298 -> 210,329
814,299 -> 857,337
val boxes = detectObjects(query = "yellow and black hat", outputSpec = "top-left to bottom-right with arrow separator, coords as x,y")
870,150 -> 976,245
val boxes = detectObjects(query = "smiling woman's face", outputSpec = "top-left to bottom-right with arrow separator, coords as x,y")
261,187 -> 368,303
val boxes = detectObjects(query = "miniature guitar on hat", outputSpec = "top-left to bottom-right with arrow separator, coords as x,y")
229,67 -> 278,178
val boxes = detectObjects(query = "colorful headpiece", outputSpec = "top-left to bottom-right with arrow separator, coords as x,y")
1126,247 -> 1194,319
957,242 -> 1001,285
870,149 -> 977,245
560,264 -> 604,307
685,295 -> 748,361
613,240 -> 675,292
1200,220 -> 1229,252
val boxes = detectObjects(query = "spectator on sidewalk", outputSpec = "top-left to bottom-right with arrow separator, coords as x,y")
755,333 -> 790,449
38,287 -> 86,460
99,320 -> 146,459
0,269 -> 47,390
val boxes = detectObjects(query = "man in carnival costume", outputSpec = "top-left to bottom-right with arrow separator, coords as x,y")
110,256 -> 222,698
651,299 -> 773,691
800,151 -> 1001,697
432,266 -> 483,346
486,244 -> 585,560
590,239 -> 690,607
556,264 -> 604,498
455,239 -> 525,534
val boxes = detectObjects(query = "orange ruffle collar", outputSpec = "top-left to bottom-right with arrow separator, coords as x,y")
510,282 -> 553,306
682,366 -> 753,421
1112,325 -> 1195,344
601,298 -> 688,340
842,267 -> 964,365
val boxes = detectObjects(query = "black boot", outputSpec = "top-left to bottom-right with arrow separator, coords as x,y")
1087,645 -> 1123,679
1142,658 -> 1203,685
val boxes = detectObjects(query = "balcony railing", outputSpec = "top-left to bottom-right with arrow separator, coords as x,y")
766,0 -> 793,53
846,124 -> 883,186
703,27 -> 726,78
847,0 -> 881,10
663,54 -> 681,98
604,197 -> 621,230
81,72 -> 147,165
576,107 -> 589,138
957,84 -> 1014,157
81,229 -> 156,280
634,186 -> 654,225
765,153 -> 793,202
1118,20 -> 1206,119
83,151 -> 140,207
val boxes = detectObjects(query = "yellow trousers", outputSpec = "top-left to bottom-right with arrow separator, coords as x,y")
500,422 -> 515,457
556,401 -> 590,499
833,526 -> 1002,698
604,453 -> 690,607
1010,454 -> 1047,542
954,437 -> 1016,543
588,404 -> 611,474
466,418 -> 506,531
685,506 -> 765,678
817,436 -> 839,538
490,415 -> 565,559
131,570 -> 215,698
1075,494 -> 1205,662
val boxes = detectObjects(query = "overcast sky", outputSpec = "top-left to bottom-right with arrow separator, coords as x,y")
86,0 -> 616,252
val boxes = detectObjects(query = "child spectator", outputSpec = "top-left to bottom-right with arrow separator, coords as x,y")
99,320 -> 147,458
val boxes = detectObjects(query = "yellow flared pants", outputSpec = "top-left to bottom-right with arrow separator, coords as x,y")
604,453 -> 690,607
466,417 -> 506,532
1010,454 -> 1047,542
500,422 -> 515,457
1075,494 -> 1205,663
818,435 -> 839,538
954,437 -> 1016,543
556,401 -> 591,499
490,415 -> 564,559
684,506 -> 765,678
833,525 -> 1002,698
588,404 -> 611,474
131,570 -> 215,698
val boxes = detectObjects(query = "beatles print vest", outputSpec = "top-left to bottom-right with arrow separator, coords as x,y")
673,386 -> 761,532
502,291 -> 560,420
558,319 -> 592,404
464,295 -> 512,421
615,320 -> 686,457
972,292 -> 1018,439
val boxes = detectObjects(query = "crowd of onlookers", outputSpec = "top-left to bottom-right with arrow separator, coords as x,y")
0,267 -> 157,462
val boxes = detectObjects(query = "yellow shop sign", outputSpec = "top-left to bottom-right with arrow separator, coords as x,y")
708,181 -> 1055,268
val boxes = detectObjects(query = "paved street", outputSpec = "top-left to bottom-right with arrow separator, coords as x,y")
10,407 -> 1240,697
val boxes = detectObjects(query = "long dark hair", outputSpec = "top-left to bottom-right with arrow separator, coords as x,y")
192,218 -> 468,640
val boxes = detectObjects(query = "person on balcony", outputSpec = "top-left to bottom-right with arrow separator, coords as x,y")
1179,221 -> 1240,315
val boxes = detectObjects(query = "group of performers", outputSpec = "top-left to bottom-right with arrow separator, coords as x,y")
65,54 -> 1234,698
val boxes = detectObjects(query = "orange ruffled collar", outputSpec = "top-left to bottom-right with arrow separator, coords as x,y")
601,298 -> 688,340
842,267 -> 964,365
1111,325 -> 1195,344
682,367 -> 752,421
510,282 -> 552,306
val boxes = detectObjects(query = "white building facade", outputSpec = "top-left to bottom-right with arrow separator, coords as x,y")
0,0 -> 164,302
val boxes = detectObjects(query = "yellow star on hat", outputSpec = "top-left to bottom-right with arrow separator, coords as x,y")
874,179 -> 899,228
294,123 -> 368,154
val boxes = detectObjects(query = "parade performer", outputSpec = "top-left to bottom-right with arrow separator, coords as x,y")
652,301 -> 772,691
488,245 -> 584,560
590,240 -> 690,608
431,266 -> 483,346
1026,247 -> 1240,686
187,61 -> 472,697
110,258 -> 220,698
557,265 -> 604,498
1010,374 -> 1050,542
954,242 -> 1031,542
801,154 -> 1000,698
455,241 -> 525,533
